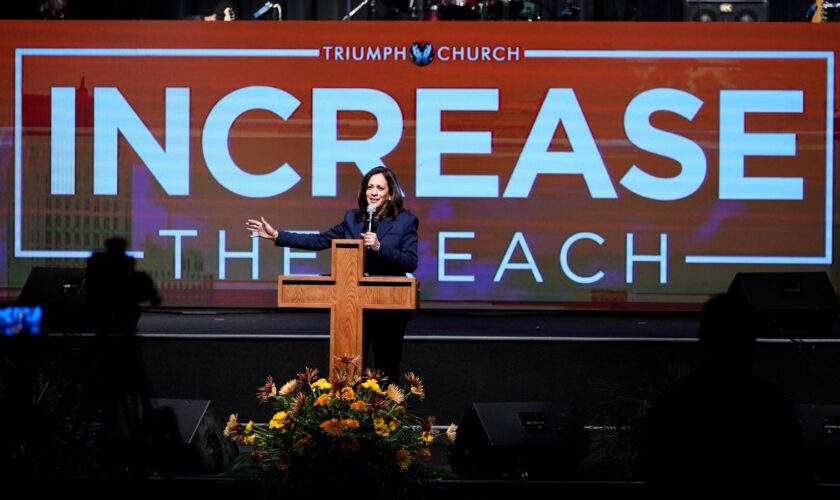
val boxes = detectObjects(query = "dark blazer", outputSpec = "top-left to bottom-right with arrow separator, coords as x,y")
274,209 -> 418,277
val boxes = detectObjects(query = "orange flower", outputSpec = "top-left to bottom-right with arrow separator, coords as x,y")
340,441 -> 361,453
250,449 -> 266,464
386,384 -> 405,404
342,418 -> 360,429
340,386 -> 355,400
395,448 -> 412,470
223,413 -> 244,440
276,451 -> 290,470
350,400 -> 367,411
295,435 -> 311,448
320,418 -> 344,436
278,379 -> 298,395
231,368 -> 443,479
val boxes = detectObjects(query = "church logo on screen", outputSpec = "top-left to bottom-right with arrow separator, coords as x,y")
409,42 -> 435,67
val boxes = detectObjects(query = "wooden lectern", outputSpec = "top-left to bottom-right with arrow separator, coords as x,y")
277,240 -> 416,376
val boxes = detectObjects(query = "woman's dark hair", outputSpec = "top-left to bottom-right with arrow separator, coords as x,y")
356,166 -> 405,220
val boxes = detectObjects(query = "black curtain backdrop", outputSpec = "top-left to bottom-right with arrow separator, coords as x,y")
0,0 -> 819,21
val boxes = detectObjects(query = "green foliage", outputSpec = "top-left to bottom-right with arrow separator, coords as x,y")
577,362 -> 690,480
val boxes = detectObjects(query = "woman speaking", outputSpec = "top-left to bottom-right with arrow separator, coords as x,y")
245,166 -> 418,382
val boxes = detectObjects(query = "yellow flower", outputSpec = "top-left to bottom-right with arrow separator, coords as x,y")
395,448 -> 412,470
361,379 -> 385,394
279,379 -> 298,395
269,411 -> 288,430
311,378 -> 332,391
320,418 -> 344,437
374,417 -> 391,437
230,369 -> 443,478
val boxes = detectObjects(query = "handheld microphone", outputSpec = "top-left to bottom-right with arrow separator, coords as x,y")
365,205 -> 375,250
253,2 -> 274,18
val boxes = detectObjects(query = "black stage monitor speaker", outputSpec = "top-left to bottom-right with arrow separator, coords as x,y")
447,401 -> 590,479
156,398 -> 239,474
795,404 -> 840,481
113,398 -> 239,475
684,0 -> 769,21
727,272 -> 839,338
16,267 -> 89,333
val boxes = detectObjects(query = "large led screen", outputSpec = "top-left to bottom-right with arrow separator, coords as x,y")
1,21 -> 837,308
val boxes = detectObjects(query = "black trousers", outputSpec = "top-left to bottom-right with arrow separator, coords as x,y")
362,310 -> 410,384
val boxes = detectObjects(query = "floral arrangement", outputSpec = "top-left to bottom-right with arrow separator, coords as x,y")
224,355 -> 455,486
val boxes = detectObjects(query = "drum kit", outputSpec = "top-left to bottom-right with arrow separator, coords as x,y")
423,0 -> 557,21
346,0 -> 575,21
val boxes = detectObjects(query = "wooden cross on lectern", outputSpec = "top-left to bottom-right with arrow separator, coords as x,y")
277,239 -> 416,376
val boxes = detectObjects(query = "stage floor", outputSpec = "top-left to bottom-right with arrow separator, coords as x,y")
135,308 -> 700,341
135,307 -> 840,341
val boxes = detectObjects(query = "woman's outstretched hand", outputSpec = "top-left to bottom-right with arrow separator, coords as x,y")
246,217 -> 279,240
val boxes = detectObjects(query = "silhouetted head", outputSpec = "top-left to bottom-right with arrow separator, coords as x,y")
104,237 -> 128,255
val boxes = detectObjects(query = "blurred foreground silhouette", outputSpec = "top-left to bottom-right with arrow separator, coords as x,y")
643,294 -> 813,496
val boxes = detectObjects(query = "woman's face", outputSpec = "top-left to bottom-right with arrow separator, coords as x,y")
365,173 -> 390,212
